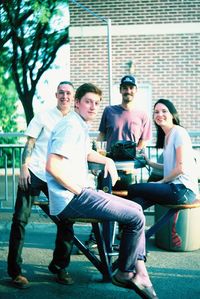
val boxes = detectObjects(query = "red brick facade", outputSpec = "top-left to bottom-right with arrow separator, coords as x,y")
69,0 -> 200,141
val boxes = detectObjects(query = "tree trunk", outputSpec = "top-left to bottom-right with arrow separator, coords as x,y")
20,94 -> 34,126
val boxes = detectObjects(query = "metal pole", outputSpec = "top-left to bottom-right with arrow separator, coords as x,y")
107,18 -> 112,105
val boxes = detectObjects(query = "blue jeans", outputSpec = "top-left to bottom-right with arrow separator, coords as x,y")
7,171 -> 74,278
128,182 -> 196,210
58,188 -> 146,273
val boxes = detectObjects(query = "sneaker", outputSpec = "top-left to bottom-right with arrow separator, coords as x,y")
57,269 -> 74,285
85,238 -> 97,249
48,262 -> 74,285
85,233 -> 97,249
76,234 -> 97,255
12,275 -> 30,289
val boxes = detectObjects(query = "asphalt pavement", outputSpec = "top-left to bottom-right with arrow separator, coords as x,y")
0,211 -> 200,299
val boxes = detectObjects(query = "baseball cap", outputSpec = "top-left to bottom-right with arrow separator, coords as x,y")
120,75 -> 137,86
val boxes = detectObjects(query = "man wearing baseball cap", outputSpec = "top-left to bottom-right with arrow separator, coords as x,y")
99,74 -> 151,157
85,75 -> 151,248
120,74 -> 137,87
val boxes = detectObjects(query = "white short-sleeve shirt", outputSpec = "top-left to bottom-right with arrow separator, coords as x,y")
46,111 -> 92,215
25,107 -> 64,182
163,126 -> 199,195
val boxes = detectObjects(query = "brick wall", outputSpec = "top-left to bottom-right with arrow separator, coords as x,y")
69,0 -> 200,26
69,0 -> 200,138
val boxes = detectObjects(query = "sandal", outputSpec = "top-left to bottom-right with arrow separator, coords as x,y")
112,275 -> 159,299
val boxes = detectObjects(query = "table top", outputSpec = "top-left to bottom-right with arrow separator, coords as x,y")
88,160 -> 135,171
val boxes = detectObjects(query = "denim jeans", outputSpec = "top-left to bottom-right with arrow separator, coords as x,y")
7,171 -> 74,278
128,182 -> 196,210
58,188 -> 146,272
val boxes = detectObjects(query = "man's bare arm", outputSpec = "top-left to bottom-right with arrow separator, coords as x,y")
19,137 -> 36,190
21,137 -> 36,165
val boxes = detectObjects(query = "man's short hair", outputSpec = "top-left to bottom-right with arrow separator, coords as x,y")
75,83 -> 102,101
58,81 -> 74,89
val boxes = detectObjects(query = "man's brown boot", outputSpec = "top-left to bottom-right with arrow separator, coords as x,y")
12,275 -> 30,289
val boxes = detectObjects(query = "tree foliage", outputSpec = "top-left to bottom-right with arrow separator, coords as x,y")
0,47 -> 19,166
0,48 -> 18,133
0,0 -> 69,125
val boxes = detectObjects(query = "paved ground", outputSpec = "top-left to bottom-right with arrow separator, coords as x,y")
0,211 -> 200,299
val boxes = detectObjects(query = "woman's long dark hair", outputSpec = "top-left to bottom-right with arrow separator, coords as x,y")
154,99 -> 180,148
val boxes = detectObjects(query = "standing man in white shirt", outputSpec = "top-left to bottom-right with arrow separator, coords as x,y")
7,81 -> 75,289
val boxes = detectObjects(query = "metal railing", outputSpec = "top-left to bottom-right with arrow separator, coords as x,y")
0,132 -> 199,212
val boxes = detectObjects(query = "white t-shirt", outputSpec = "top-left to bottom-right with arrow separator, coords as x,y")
25,107 -> 64,182
46,111 -> 92,215
163,125 -> 199,195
